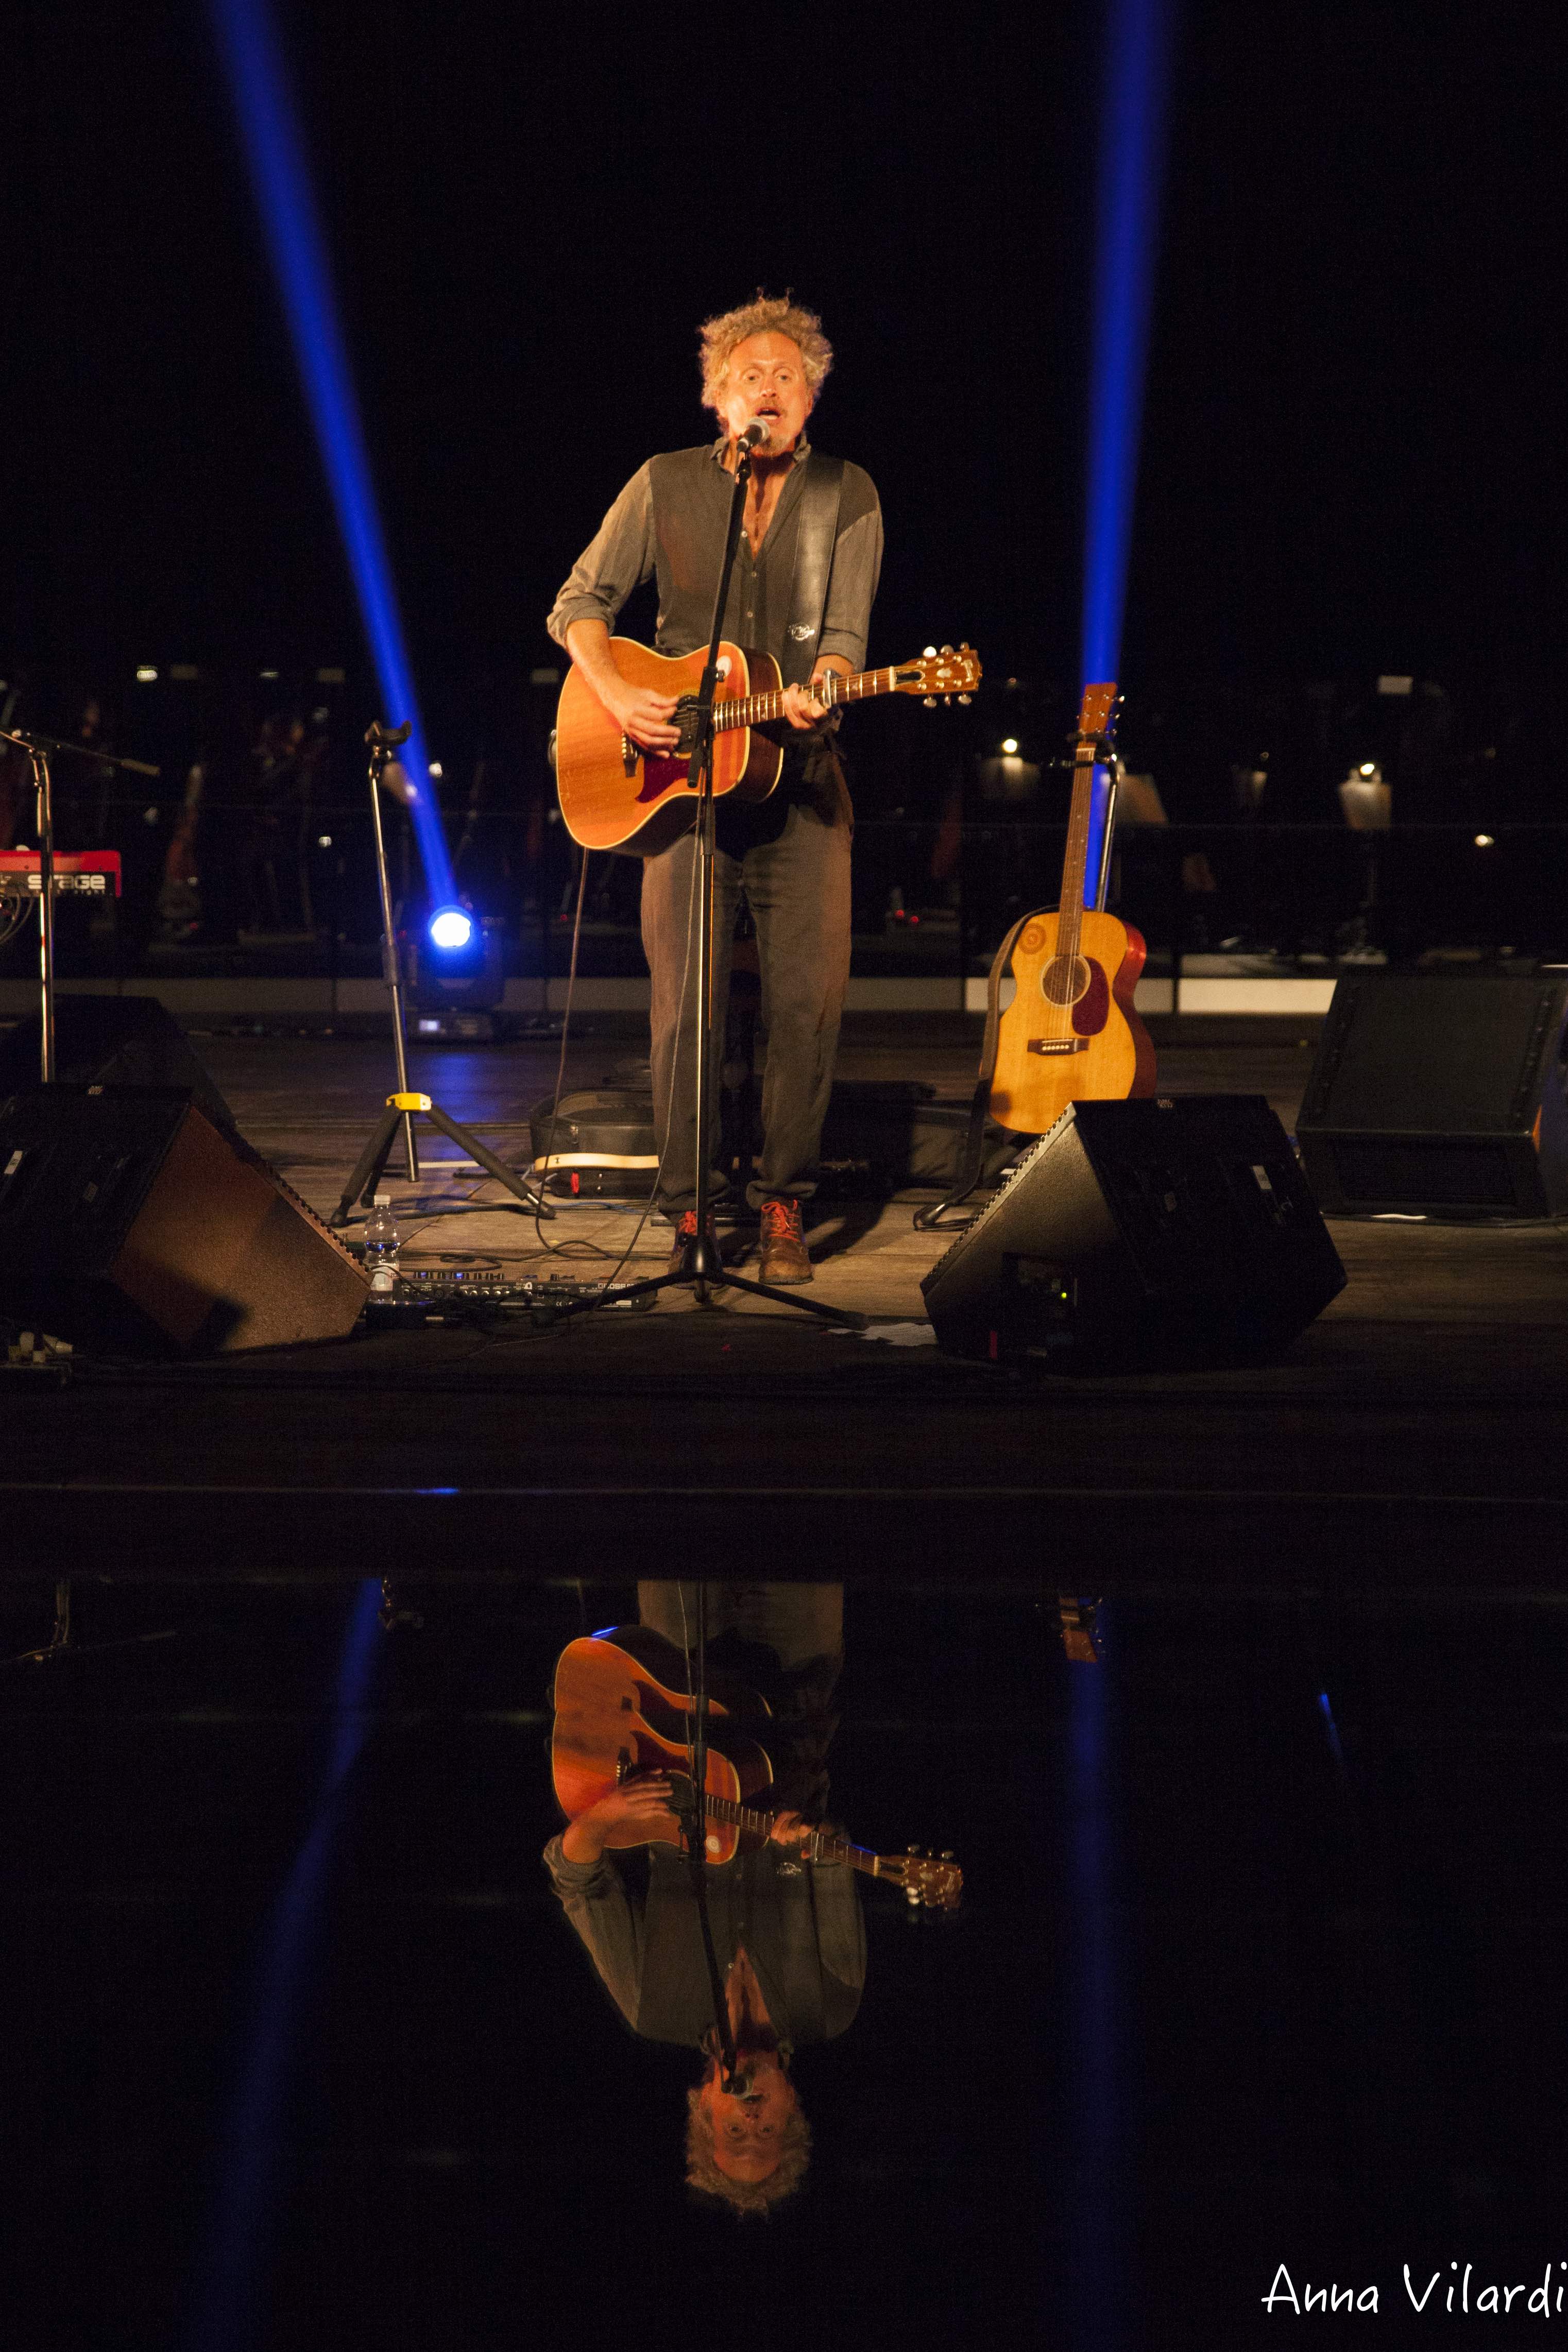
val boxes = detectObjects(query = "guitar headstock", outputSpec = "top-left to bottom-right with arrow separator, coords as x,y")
894,644 -> 982,707
1075,680 -> 1118,745
882,1846 -> 964,1910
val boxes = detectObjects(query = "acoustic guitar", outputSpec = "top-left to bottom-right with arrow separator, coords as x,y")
987,680 -> 1157,1135
555,638 -> 982,855
551,1629 -> 962,1907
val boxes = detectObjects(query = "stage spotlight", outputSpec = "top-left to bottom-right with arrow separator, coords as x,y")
410,907 -> 505,1025
1001,737 -> 1020,755
428,906 -> 475,953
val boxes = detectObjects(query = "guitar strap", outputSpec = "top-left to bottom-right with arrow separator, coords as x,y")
780,454 -> 846,690
912,909 -> 1037,1231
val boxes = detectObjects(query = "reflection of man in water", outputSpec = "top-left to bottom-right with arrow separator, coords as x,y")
543,1583 -> 860,2214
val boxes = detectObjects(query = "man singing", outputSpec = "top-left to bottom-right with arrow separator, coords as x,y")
547,294 -> 883,1284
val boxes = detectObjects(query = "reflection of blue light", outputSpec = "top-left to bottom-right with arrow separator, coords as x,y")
1065,1622 -> 1128,2346
206,0 -> 454,907
1079,0 -> 1178,907
187,1580 -> 381,2352
1318,1688 -> 1347,1771
428,905 -> 475,952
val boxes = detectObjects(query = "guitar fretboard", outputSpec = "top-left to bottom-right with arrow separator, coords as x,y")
714,665 -> 904,734
697,1787 -> 885,1878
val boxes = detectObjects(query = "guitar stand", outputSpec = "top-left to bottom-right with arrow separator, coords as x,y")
549,443 -> 864,1333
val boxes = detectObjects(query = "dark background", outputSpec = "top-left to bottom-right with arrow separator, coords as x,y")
8,0 -> 1563,815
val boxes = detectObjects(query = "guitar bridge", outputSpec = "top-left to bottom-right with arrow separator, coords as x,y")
1027,1037 -> 1089,1055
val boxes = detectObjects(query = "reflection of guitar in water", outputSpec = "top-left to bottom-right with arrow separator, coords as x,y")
551,1628 -> 961,1906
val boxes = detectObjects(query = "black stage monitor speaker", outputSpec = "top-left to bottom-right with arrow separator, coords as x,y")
0,1086 -> 370,1355
921,1095 -> 1346,1369
0,994 -> 235,1135
1295,971 -> 1568,1218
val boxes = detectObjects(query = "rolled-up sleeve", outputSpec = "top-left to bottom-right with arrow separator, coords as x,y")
817,464 -> 884,673
546,465 -> 656,649
542,1833 -> 644,2029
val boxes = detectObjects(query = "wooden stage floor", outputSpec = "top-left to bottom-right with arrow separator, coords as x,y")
8,1018 -> 1568,1593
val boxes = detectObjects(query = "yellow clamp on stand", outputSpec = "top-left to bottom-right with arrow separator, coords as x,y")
388,1093 -> 432,1111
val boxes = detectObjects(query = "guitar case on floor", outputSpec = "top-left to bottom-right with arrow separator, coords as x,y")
529,1090 -> 659,1197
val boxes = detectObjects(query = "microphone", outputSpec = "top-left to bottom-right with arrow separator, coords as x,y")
735,416 -> 772,451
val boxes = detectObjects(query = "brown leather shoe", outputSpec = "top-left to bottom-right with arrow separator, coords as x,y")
667,1209 -> 720,1276
757,1198 -> 812,1285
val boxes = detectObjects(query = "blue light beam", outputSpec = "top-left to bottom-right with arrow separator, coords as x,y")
186,1580 -> 382,2352
1065,1638 -> 1130,2348
207,0 -> 454,907
1079,0 -> 1179,906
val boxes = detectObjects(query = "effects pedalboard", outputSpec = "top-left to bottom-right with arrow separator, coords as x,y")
362,1268 -> 655,1326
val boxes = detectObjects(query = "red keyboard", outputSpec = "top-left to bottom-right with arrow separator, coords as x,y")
0,850 -> 123,897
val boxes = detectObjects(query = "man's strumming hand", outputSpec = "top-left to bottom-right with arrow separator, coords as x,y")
561,1775 -> 674,1862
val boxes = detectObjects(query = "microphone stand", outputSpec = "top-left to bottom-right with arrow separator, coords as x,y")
681,1578 -> 740,2090
0,727 -> 160,1083
552,432 -> 863,1327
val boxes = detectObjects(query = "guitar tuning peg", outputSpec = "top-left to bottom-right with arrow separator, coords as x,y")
941,1851 -> 955,1862
958,694 -> 972,706
907,1843 -> 919,1854
923,695 -> 936,708
943,695 -> 951,705
941,644 -> 953,656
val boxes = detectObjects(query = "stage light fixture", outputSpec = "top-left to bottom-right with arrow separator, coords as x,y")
135,667 -> 158,684
428,906 -> 475,953
1475,833 -> 1495,848
1001,737 -> 1020,755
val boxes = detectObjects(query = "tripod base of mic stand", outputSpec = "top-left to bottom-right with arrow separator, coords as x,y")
330,1092 -> 548,1227
556,1232 -> 868,1328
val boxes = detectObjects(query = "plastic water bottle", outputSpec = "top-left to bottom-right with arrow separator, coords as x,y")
363,1193 -> 401,1292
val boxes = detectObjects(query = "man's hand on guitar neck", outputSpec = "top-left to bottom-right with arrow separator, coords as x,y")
561,1775 -> 674,1863
768,1810 -> 848,1855
780,657 -> 849,735
565,619 -> 680,753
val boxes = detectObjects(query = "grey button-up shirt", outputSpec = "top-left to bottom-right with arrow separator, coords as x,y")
547,437 -> 883,676
543,1832 -> 865,2048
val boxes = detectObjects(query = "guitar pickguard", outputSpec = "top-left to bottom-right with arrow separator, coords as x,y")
1070,957 -> 1111,1037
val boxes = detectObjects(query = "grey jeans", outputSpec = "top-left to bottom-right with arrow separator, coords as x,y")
639,789 -> 851,1216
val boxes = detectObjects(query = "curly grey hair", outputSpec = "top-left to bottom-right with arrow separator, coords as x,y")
685,2086 -> 813,2215
698,294 -> 833,418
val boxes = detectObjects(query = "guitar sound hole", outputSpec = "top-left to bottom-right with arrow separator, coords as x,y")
1039,955 -> 1090,1007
